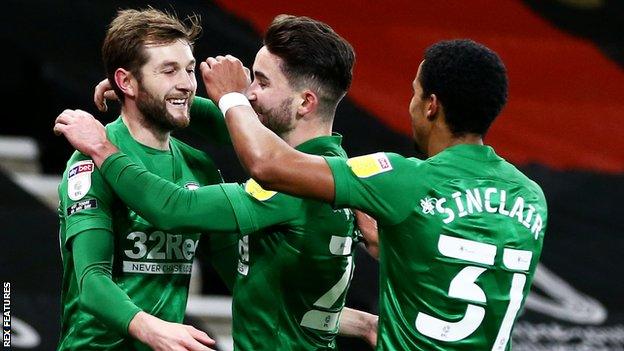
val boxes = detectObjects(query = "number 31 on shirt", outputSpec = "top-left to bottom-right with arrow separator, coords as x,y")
416,234 -> 532,350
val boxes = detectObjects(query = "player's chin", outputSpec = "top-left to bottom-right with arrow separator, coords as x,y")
169,113 -> 191,129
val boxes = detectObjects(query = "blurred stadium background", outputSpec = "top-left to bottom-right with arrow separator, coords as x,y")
1,0 -> 623,350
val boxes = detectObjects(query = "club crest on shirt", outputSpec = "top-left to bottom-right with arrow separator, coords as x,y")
244,178 -> 277,201
184,182 -> 199,190
67,160 -> 94,200
347,152 -> 393,178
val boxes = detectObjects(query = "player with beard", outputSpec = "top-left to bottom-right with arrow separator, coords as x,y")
55,8 -> 231,351
55,15 -> 378,350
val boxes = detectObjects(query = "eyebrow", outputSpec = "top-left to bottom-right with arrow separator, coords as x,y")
254,70 -> 269,81
158,59 -> 196,69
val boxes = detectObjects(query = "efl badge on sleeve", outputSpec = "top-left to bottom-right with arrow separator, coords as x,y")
67,160 -> 95,201
347,152 -> 393,178
244,178 -> 277,201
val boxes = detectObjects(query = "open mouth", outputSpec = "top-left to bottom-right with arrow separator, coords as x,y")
166,98 -> 188,108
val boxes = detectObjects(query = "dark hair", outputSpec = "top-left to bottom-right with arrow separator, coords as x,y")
420,39 -> 508,136
264,14 -> 355,116
102,7 -> 201,102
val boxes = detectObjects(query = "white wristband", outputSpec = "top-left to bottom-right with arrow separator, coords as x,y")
218,92 -> 252,116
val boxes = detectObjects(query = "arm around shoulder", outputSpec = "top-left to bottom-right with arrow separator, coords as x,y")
99,153 -> 240,233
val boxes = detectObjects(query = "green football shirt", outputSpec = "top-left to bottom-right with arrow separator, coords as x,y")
325,144 -> 547,351
97,134 -> 359,350
222,135 -> 359,350
57,117 -> 227,350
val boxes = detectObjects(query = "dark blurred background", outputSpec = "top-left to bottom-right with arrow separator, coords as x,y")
1,0 -> 623,350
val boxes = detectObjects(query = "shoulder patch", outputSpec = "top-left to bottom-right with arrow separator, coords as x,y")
346,152 -> 393,178
244,178 -> 277,201
67,160 -> 95,200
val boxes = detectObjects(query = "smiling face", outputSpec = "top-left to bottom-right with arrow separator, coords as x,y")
246,46 -> 299,137
135,39 -> 197,131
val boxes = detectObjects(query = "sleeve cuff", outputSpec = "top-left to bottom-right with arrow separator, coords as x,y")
323,156 -> 351,209
121,307 -> 143,336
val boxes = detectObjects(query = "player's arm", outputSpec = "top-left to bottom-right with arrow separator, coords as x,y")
102,154 -> 301,235
103,153 -> 299,244
93,79 -> 230,144
54,109 -> 303,234
199,56 -> 417,225
71,230 -> 141,334
213,91 -> 414,224
185,63 -> 251,144
225,104 -> 334,201
338,307 -> 378,348
54,109 -> 241,233
101,152 -> 242,233
200,56 -> 335,202
71,231 -> 215,350
60,153 -> 142,334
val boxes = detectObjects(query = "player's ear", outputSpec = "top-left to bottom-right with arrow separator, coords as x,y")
426,94 -> 439,121
114,68 -> 138,98
297,90 -> 318,117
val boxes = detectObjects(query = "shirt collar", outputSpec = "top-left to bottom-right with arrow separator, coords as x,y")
434,144 -> 503,162
295,133 -> 344,155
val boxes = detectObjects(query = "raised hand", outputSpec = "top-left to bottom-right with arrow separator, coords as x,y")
199,55 -> 250,103
53,109 -> 118,167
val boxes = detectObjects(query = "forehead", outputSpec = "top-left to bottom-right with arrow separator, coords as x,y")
143,39 -> 195,66
253,46 -> 287,79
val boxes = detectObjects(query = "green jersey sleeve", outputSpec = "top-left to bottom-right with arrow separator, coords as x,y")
325,152 -> 422,225
100,152 -> 240,233
189,96 -> 230,145
72,231 -> 142,335
59,154 -> 115,246
220,179 -> 303,235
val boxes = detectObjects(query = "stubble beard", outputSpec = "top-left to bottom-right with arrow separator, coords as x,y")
255,97 -> 295,137
136,85 -> 193,133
